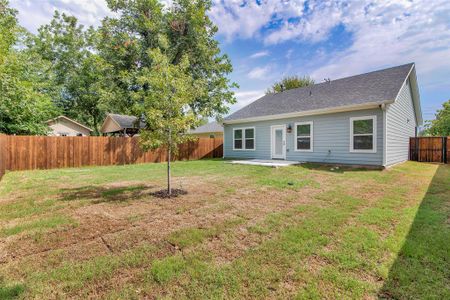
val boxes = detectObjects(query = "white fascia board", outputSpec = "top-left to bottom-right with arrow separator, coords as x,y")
223,102 -> 391,125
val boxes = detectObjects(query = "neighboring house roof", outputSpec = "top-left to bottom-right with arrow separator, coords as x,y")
225,63 -> 422,125
46,116 -> 93,132
101,114 -> 145,133
190,122 -> 223,134
109,114 -> 144,129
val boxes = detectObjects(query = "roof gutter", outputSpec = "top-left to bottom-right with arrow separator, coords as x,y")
223,101 -> 393,125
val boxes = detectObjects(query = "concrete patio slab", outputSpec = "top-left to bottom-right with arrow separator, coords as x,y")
227,159 -> 302,167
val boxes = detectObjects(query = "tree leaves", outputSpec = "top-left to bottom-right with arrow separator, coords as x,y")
423,100 -> 450,136
0,0 -> 57,135
266,75 -> 315,94
1,0 -> 236,137
100,0 -> 237,119
136,48 -> 206,152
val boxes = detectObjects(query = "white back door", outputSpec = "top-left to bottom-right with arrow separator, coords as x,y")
271,125 -> 286,159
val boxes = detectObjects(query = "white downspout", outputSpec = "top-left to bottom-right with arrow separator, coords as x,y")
381,103 -> 387,167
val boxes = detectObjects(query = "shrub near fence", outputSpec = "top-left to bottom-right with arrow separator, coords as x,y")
0,135 -> 223,179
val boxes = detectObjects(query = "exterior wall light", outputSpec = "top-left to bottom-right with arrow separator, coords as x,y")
287,124 -> 292,133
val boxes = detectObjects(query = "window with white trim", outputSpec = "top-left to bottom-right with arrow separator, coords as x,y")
295,122 -> 313,151
233,127 -> 255,150
350,116 -> 376,153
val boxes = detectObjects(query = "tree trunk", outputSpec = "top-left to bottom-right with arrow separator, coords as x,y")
167,128 -> 172,196
167,146 -> 171,196
92,116 -> 98,136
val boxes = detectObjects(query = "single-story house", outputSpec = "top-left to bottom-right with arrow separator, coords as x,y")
46,116 -> 92,136
223,63 -> 422,167
189,122 -> 223,138
101,114 -> 144,136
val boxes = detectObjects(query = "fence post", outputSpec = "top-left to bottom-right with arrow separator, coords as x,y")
443,136 -> 447,164
417,137 -> 420,162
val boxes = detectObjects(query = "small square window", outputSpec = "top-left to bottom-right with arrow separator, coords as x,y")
245,128 -> 254,139
233,128 -> 255,150
234,139 -> 242,149
245,139 -> 254,149
295,122 -> 313,151
350,116 -> 376,153
353,119 -> 373,135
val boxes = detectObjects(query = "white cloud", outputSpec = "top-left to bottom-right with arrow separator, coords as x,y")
247,65 -> 271,79
231,90 -> 265,112
10,0 -> 112,33
210,0 -> 450,84
310,0 -> 450,81
285,49 -> 294,59
249,50 -> 270,59
209,0 -> 307,41
264,1 -> 343,45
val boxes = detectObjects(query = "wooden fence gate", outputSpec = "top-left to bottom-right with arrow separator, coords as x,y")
409,137 -> 449,163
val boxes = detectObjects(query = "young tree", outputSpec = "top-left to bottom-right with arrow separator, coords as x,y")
97,0 -> 236,194
136,44 -> 206,196
0,0 -> 57,135
266,75 -> 315,94
424,100 -> 450,136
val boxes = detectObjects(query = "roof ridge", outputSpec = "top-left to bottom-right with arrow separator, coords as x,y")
280,62 -> 415,95
225,63 -> 416,122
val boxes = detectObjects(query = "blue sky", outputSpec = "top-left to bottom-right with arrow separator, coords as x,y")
10,0 -> 450,121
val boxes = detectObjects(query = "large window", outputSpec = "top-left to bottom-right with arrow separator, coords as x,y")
233,127 -> 255,150
350,116 -> 376,153
295,122 -> 313,151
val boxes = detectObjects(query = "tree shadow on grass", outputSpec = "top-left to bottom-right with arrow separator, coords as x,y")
60,184 -> 156,203
379,164 -> 450,299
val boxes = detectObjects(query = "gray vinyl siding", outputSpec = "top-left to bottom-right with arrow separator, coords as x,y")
224,108 -> 384,166
385,79 -> 417,166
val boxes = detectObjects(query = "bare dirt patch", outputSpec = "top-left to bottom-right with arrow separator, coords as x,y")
150,188 -> 188,198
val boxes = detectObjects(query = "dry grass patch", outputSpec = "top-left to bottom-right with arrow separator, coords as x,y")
0,160 -> 448,299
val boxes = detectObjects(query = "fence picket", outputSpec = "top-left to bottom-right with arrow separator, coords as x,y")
0,135 -> 223,179
409,137 -> 450,163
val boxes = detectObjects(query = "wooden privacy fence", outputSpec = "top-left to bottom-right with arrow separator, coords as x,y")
0,134 -> 223,179
0,134 -> 6,179
409,137 -> 449,163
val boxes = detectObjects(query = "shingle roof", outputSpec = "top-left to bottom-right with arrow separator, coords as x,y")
225,63 -> 414,121
108,114 -> 145,129
190,122 -> 223,134
46,115 -> 93,131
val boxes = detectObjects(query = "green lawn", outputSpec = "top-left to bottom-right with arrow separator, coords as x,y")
0,160 -> 448,299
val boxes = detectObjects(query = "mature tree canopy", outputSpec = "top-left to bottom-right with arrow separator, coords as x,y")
104,0 -> 238,195
1,0 -> 236,138
99,0 -> 237,118
0,0 -> 57,135
28,12 -> 111,134
266,75 -> 315,94
424,100 -> 450,136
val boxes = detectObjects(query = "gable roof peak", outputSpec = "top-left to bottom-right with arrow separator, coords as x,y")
225,63 -> 416,122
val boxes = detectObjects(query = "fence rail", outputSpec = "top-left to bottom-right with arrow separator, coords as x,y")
409,137 -> 449,163
0,135 -> 223,179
